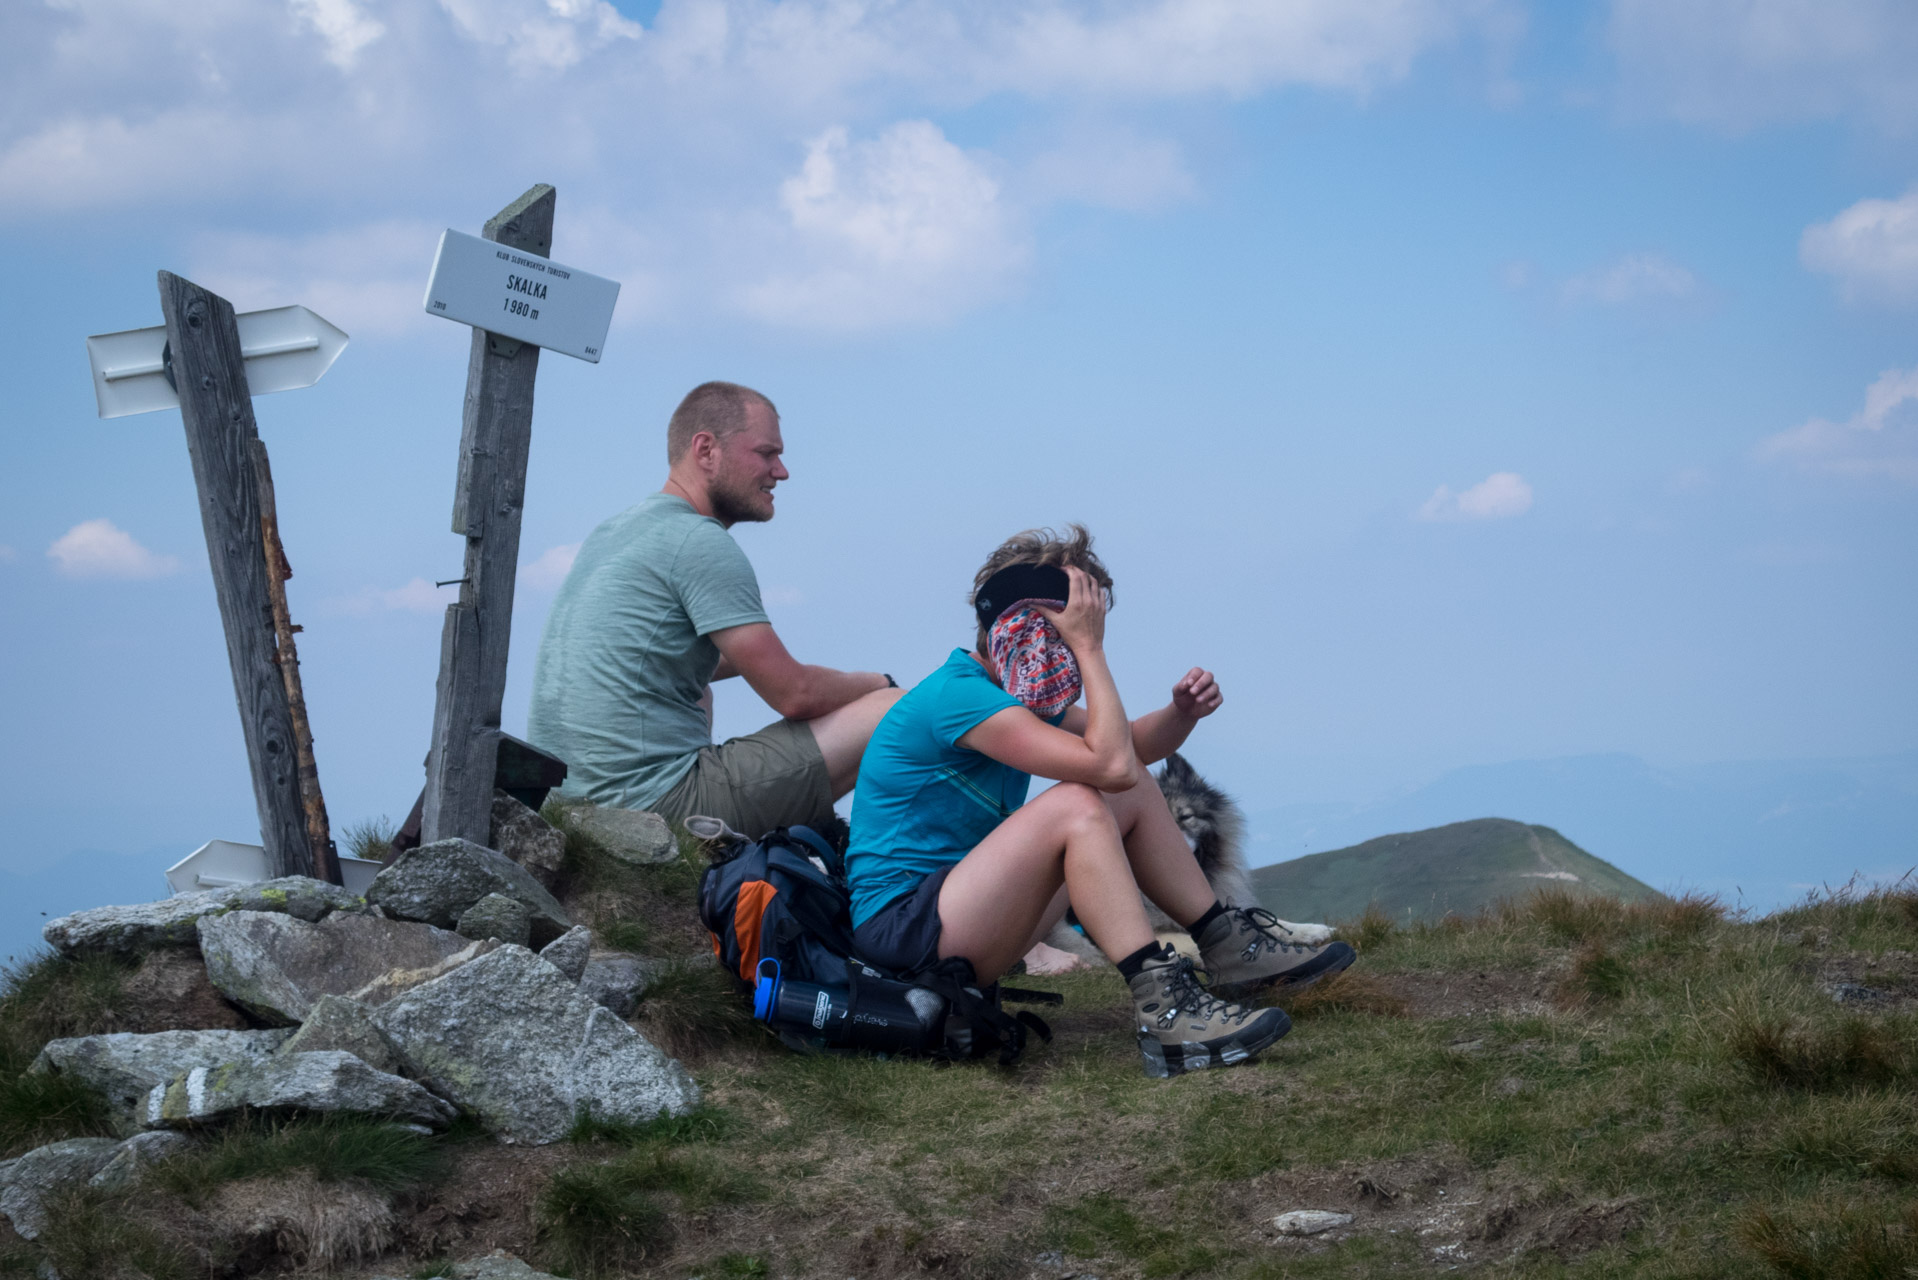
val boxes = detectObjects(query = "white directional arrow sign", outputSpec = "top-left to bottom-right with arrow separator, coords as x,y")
85,305 -> 349,419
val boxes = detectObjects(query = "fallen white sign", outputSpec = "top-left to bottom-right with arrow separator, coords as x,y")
85,305 -> 349,420
421,228 -> 619,363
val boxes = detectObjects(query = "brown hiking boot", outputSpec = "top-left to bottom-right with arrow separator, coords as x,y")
1128,944 -> 1291,1077
1194,907 -> 1357,999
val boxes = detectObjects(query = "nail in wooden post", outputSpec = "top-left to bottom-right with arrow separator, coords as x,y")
157,271 -> 313,878
421,185 -> 556,845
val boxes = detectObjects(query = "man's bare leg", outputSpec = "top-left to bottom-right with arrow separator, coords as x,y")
805,687 -> 905,798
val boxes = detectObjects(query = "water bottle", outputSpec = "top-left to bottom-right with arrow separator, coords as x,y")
754,958 -> 946,1055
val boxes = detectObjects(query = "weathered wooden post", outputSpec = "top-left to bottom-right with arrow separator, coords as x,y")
417,186 -> 619,845
156,273 -> 333,880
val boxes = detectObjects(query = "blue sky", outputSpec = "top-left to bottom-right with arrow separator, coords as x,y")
2,0 -> 1915,926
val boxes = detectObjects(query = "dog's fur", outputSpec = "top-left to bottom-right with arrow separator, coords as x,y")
1033,752 -> 1333,969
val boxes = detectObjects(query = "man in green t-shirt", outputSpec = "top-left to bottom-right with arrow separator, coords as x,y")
527,382 -> 901,837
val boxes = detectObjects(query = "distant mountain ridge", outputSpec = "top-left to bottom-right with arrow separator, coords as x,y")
1249,817 -> 1663,924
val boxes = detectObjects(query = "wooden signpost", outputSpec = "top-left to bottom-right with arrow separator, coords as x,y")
418,186 -> 620,845
82,276 -> 349,882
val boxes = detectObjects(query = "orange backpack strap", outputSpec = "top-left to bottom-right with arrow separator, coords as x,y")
732,880 -> 778,982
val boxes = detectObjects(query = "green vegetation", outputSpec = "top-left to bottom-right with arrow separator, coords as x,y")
340,815 -> 398,862
0,951 -> 133,1157
1249,817 -> 1665,923
4,848 -> 1914,1278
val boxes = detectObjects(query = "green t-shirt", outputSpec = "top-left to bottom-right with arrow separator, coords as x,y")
845,649 -> 1042,928
527,492 -> 769,808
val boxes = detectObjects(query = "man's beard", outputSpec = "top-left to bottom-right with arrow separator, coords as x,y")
710,471 -> 774,524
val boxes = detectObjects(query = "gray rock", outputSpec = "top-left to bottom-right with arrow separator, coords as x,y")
226,876 -> 366,922
87,1131 -> 194,1192
577,952 -> 666,1018
0,1138 -> 122,1238
146,1050 -> 455,1130
492,791 -> 566,887
1273,1209 -> 1353,1236
538,926 -> 593,984
43,889 -> 237,957
559,803 -> 677,865
30,1029 -> 292,1135
458,893 -> 533,948
367,838 -> 571,946
370,1251 -> 561,1280
374,945 -> 698,1144
198,910 -> 499,1024
278,995 -> 401,1075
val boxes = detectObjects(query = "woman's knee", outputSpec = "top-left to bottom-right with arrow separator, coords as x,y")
1038,782 -> 1118,835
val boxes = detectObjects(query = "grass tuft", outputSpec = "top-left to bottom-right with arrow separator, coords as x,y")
1556,941 -> 1632,1009
1275,970 -> 1409,1019
339,816 -> 397,862
154,1113 -> 444,1204
1337,903 -> 1398,953
568,1103 -> 735,1146
1047,1192 -> 1220,1277
1742,1199 -> 1918,1279
1724,1011 -> 1911,1091
1510,886 -> 1629,943
17,1185 -> 193,1280
632,960 -> 762,1062
536,1163 -> 674,1278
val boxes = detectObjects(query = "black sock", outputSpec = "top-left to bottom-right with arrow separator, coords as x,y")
1116,940 -> 1167,981
1187,901 -> 1229,937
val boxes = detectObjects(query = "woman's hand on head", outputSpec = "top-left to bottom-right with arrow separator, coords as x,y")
1171,667 -> 1223,720
1037,565 -> 1107,656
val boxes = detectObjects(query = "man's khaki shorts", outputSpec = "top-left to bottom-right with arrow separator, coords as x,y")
651,718 -> 835,839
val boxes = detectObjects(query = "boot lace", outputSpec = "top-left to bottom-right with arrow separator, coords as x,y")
1162,957 -> 1242,1025
1240,907 -> 1312,955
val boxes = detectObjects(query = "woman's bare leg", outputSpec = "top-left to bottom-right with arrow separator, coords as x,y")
936,782 -> 1157,981
1102,771 -> 1217,927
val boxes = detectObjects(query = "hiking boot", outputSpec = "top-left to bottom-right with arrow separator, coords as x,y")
1128,944 -> 1291,1078
1194,907 -> 1357,999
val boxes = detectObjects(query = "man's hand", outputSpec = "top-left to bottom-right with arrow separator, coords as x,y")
1035,565 -> 1108,656
1170,667 -> 1223,720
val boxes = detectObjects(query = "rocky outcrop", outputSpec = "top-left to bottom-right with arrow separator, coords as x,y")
368,839 -> 570,946
30,1029 -> 293,1135
43,889 -> 237,957
197,910 -> 497,1024
374,1250 -> 562,1280
42,877 -> 369,957
538,926 -> 593,984
374,945 -> 698,1144
0,1138 -> 123,1238
277,995 -> 401,1075
577,952 -> 665,1018
458,893 -> 532,948
492,791 -> 566,887
86,1130 -> 195,1192
558,803 -> 677,865
119,948 -> 250,1032
146,1050 -> 455,1130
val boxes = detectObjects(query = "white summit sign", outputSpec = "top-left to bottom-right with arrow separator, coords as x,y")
421,228 -> 619,363
85,305 -> 348,419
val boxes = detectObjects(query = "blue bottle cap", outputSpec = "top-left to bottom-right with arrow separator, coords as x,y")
752,957 -> 781,1022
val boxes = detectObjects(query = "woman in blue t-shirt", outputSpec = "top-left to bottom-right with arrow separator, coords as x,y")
845,526 -> 1354,1076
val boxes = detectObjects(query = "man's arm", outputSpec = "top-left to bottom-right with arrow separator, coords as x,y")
709,622 -> 889,722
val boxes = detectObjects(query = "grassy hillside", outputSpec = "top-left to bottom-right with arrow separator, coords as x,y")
1250,818 -> 1662,924
5,825 -> 1917,1279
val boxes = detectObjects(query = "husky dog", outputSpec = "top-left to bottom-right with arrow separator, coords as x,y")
1027,753 -> 1333,973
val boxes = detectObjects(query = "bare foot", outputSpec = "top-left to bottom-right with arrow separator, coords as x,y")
1022,941 -> 1096,975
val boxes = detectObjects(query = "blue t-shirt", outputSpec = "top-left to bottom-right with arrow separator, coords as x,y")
845,649 -> 1043,928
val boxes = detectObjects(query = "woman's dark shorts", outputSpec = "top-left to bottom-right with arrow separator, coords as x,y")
852,865 -> 954,976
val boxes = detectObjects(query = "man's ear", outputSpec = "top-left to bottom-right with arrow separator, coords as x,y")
689,430 -> 720,472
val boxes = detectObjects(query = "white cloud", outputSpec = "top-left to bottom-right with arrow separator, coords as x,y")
0,0 -> 1508,333
519,543 -> 580,590
435,0 -> 641,71
741,121 -> 1028,329
289,0 -> 387,70
1757,365 -> 1918,484
1801,189 -> 1918,307
1418,471 -> 1533,521
1562,252 -> 1698,305
1607,0 -> 1918,131
323,577 -> 460,615
47,520 -> 181,579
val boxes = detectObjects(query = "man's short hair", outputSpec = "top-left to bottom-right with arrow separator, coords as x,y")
971,524 -> 1115,656
667,382 -> 778,464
